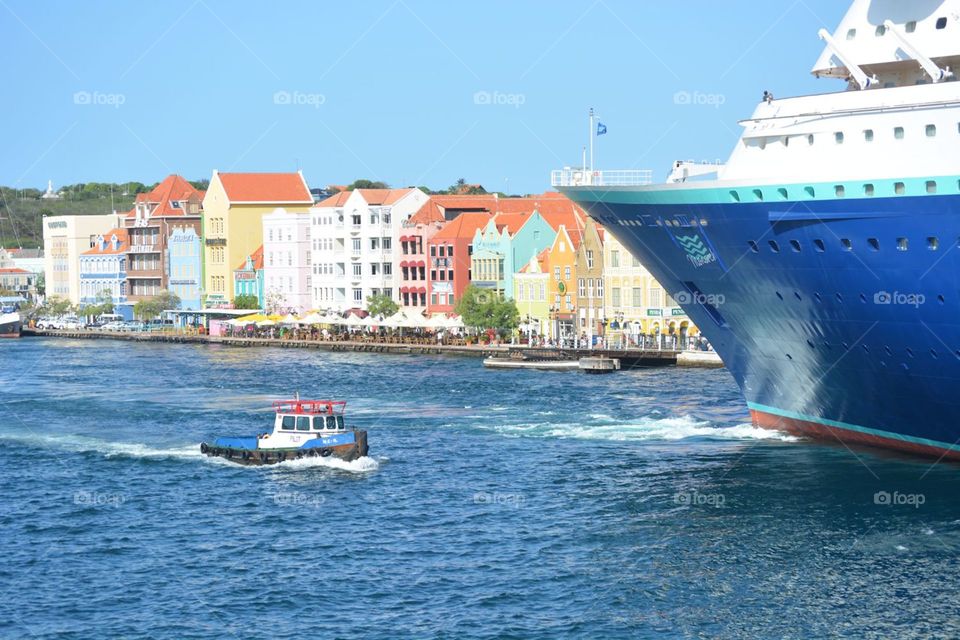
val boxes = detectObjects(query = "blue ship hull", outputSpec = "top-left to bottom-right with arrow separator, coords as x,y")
565,185 -> 960,459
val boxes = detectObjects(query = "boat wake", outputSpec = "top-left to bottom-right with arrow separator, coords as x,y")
0,431 -> 202,460
489,414 -> 798,443
265,455 -> 381,473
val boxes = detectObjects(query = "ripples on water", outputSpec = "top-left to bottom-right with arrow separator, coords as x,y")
1,339 -> 958,639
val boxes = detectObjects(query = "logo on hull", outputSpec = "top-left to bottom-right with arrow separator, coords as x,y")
677,234 -> 717,268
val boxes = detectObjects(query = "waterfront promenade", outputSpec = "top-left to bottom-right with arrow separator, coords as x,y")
21,328 -> 687,366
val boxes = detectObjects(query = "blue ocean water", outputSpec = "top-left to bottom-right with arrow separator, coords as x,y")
1,338 -> 958,639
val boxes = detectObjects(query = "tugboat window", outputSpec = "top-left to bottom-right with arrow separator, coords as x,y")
936,17 -> 947,29
297,416 -> 311,431
335,416 -> 345,430
282,415 -> 296,430
313,416 -> 328,430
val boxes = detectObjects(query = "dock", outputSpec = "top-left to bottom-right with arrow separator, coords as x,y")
19,328 -> 695,367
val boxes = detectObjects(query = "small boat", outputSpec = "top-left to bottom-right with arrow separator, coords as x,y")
482,357 -> 580,371
200,397 -> 368,465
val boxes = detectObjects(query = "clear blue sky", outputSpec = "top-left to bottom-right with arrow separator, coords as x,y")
2,0 -> 844,194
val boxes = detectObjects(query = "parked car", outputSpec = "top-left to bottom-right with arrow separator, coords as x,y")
37,317 -> 61,330
122,321 -> 146,332
62,317 -> 82,330
102,321 -> 125,332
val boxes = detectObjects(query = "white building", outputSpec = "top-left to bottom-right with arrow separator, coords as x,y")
262,208 -> 312,313
309,188 -> 428,311
42,213 -> 122,304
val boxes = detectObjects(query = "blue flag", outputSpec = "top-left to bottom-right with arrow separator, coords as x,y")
597,122 -> 607,136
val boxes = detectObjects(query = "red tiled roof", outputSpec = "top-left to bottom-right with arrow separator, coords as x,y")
408,200 -> 445,225
235,245 -> 264,271
0,267 -> 29,274
432,212 -> 493,241
82,228 -> 129,255
491,211 -> 531,235
314,188 -> 417,208
126,175 -> 202,218
217,171 -> 312,204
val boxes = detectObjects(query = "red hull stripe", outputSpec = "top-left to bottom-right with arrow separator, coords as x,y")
751,408 -> 960,461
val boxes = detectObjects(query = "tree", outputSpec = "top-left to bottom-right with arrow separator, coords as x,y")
347,179 -> 389,190
233,293 -> 260,310
134,289 -> 181,320
45,296 -> 74,317
455,285 -> 520,335
366,293 -> 398,318
35,272 -> 45,297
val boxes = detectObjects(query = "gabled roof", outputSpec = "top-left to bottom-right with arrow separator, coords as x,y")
314,188 -> 417,208
126,174 -> 203,219
82,228 -> 129,256
216,171 -> 312,204
518,248 -> 550,274
235,245 -> 264,272
432,212 -> 492,242
0,267 -> 29,274
491,211 -> 531,235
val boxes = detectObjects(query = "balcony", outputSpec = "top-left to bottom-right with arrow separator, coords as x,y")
550,168 -> 652,187
129,243 -> 160,254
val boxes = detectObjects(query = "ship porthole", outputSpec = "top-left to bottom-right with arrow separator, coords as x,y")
938,295 -> 945,304
785,354 -> 793,360
931,349 -> 939,359
859,293 -> 867,303
794,292 -> 802,301
806,339 -> 815,349
775,292 -> 784,301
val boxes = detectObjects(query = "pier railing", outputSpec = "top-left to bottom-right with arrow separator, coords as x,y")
550,169 -> 653,188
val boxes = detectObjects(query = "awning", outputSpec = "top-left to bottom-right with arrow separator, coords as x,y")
399,235 -> 409,242
415,260 -> 426,268
417,286 -> 427,294
400,286 -> 410,294
400,260 -> 409,268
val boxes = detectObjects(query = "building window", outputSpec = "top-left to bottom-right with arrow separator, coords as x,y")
586,250 -> 594,269
578,279 -> 585,297
353,288 -> 362,303
554,267 -> 560,281
352,263 -> 362,277
610,250 -> 619,268
894,127 -> 905,140
564,266 -> 571,280
926,124 -> 937,137
383,263 -> 392,276
864,129 -> 874,142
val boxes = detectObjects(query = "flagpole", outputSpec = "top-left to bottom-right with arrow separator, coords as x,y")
588,107 -> 594,176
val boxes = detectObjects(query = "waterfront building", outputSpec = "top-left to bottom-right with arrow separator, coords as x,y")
202,170 -> 312,307
309,188 -> 428,311
78,228 -> 129,314
545,222 -> 583,343
426,212 -> 492,314
573,218 -> 606,345
398,200 -> 444,310
167,227 -> 202,310
0,248 -> 45,276
0,267 -> 36,300
123,175 -> 203,305
513,249 -> 551,339
262,208 -> 311,313
233,246 -> 264,306
602,233 -> 694,347
469,209 -> 559,301
42,212 -> 122,304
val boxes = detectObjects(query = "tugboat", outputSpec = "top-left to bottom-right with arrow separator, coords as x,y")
0,303 -> 21,338
200,396 -> 368,465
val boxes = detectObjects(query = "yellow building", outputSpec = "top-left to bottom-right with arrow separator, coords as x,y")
201,170 -> 312,306
513,249 -> 550,341
602,232 -> 698,348
545,222 -> 582,345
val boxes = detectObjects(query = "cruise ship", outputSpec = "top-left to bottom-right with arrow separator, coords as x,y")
556,0 -> 960,460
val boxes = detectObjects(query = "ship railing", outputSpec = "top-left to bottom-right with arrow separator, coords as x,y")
550,168 -> 653,187
273,399 -> 347,415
